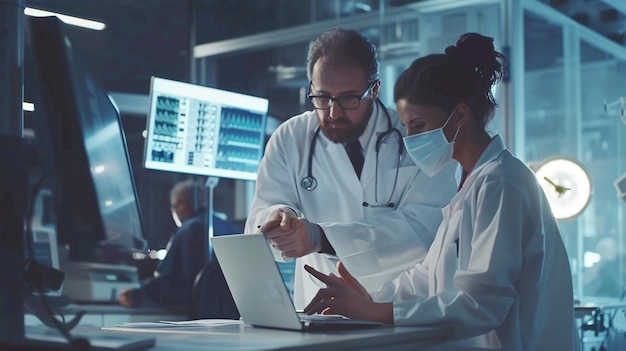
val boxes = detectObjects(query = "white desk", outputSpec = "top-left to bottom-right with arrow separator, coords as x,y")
113,322 -> 446,351
24,303 -> 450,350
38,321 -> 450,351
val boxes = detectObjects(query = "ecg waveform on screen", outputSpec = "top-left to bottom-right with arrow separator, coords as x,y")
208,107 -> 265,173
218,132 -> 261,147
221,112 -> 264,131
149,95 -> 181,164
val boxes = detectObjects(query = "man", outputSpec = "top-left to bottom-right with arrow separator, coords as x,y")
244,27 -> 458,309
118,179 -> 240,310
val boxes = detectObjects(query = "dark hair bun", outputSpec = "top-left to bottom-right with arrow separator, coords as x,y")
394,32 -> 507,130
444,32 -> 504,87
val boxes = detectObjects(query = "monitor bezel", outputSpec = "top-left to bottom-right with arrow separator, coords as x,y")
26,16 -> 149,260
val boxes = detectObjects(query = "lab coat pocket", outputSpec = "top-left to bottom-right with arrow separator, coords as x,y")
435,242 -> 459,292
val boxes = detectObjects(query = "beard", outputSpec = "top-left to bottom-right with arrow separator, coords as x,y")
319,103 -> 372,144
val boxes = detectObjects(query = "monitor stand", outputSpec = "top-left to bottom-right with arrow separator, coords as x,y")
205,176 -> 220,263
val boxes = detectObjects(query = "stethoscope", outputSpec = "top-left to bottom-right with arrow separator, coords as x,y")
300,99 -> 404,208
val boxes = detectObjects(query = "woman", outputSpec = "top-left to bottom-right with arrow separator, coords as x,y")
304,33 -> 579,350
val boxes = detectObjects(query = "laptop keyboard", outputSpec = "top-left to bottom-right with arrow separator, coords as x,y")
298,313 -> 350,321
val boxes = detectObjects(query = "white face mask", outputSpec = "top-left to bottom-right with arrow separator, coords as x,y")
171,211 -> 182,228
403,110 -> 460,177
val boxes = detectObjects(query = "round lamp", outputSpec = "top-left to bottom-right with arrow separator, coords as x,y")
534,158 -> 592,220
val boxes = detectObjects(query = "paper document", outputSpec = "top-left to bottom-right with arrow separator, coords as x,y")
108,319 -> 243,329
158,319 -> 243,326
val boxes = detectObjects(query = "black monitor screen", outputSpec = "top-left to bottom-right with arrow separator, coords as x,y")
144,77 -> 269,180
26,16 -> 148,261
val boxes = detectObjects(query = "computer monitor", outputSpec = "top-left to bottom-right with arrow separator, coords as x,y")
144,77 -> 269,181
26,16 -> 148,262
24,189 -> 59,269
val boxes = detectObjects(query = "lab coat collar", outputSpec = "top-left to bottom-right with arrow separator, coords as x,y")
448,134 -> 506,206
360,102 -> 394,187
472,134 -> 506,173
457,134 -> 506,191
356,99 -> 384,152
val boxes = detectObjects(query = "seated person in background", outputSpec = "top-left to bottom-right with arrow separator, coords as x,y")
118,179 -> 240,310
304,33 -> 579,350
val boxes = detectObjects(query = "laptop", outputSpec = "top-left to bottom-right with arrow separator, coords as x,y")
212,233 -> 383,331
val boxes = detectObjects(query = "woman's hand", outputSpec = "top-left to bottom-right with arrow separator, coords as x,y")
335,261 -> 370,299
303,262 -> 393,324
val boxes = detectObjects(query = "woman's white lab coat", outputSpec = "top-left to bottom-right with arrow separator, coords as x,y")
371,135 -> 579,350
244,102 -> 459,309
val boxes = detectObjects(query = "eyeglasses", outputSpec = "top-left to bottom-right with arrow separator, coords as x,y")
308,81 -> 375,110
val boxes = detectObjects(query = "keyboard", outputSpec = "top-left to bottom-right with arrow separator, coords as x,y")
298,312 -> 351,322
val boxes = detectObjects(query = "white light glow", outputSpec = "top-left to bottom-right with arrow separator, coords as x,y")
534,158 -> 591,220
24,7 -> 106,31
104,200 -> 113,207
584,251 -> 601,268
132,252 -> 148,260
156,249 -> 168,260
22,102 -> 35,111
93,165 -> 105,174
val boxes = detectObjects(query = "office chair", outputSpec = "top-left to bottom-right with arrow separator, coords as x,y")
188,259 -> 240,320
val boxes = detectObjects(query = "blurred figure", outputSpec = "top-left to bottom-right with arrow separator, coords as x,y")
584,236 -> 621,298
118,179 -> 240,310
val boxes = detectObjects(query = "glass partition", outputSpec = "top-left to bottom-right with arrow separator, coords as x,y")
194,0 -> 626,302
522,5 -> 626,302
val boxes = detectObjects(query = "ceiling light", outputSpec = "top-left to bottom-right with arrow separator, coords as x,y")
24,7 -> 106,31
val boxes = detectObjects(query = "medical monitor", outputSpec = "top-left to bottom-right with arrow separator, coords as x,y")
26,16 -> 148,262
144,77 -> 269,181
